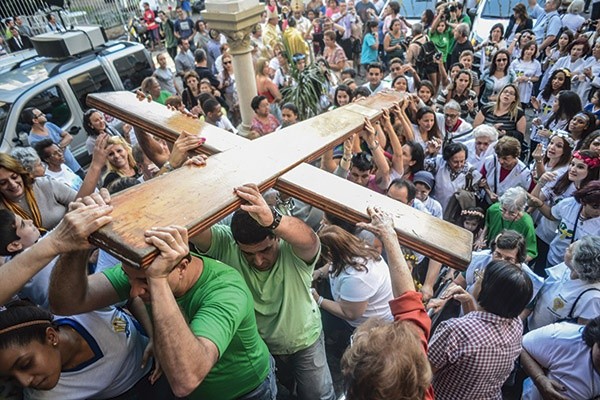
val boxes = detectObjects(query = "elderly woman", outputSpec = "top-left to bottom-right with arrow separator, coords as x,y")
484,187 -> 537,261
464,125 -> 498,170
0,146 -> 103,231
102,136 -> 141,188
480,136 -> 533,202
426,142 -> 482,212
312,225 -> 394,333
249,95 -> 280,138
140,76 -> 171,105
10,147 -> 46,178
525,235 -> 600,331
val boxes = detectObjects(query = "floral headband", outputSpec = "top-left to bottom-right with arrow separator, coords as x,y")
461,209 -> 485,219
550,130 -> 575,149
573,151 -> 600,169
560,68 -> 572,78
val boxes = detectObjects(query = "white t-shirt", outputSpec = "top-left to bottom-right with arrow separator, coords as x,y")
328,257 -> 394,327
547,197 -> 600,266
522,322 -> 600,400
26,308 -> 150,400
528,262 -> 600,331
510,59 -> 542,103
45,164 -> 82,191
535,182 -> 575,244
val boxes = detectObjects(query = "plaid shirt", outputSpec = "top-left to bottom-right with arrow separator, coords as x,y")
428,311 -> 523,400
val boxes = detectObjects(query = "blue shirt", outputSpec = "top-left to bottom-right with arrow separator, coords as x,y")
361,32 -> 378,65
532,10 -> 561,45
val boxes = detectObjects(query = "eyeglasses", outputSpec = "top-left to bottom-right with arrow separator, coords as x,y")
33,112 -> 44,118
223,61 -> 232,65
501,206 -> 520,218
492,250 -> 517,264
496,58 -> 508,62
444,113 -> 459,118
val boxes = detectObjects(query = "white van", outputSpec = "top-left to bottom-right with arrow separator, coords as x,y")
0,38 -> 153,166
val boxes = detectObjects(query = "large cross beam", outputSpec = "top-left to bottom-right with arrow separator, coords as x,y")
86,92 -> 472,269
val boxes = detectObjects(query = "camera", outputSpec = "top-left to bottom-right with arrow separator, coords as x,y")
434,52 -> 442,61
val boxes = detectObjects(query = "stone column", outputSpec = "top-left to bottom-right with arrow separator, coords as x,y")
202,0 -> 264,137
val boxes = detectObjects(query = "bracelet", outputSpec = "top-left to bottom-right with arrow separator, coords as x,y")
341,155 -> 351,162
368,140 -> 380,151
317,296 -> 324,307
162,161 -> 174,172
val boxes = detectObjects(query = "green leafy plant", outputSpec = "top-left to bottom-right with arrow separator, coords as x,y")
280,39 -> 327,121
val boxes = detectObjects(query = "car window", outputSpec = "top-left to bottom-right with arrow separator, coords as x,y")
68,66 -> 116,110
112,50 -> 153,91
22,86 -> 72,128
481,0 -> 543,18
0,102 -> 10,137
397,0 -> 437,19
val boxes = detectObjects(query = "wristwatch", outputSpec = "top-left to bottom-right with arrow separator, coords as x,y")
266,207 -> 283,230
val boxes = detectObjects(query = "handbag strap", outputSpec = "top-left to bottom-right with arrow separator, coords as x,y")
567,287 -> 600,319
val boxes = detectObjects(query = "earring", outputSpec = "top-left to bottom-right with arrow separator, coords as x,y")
53,342 -> 58,347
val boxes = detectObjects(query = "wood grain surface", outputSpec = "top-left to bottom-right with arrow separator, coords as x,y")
276,163 -> 473,268
86,91 -> 472,269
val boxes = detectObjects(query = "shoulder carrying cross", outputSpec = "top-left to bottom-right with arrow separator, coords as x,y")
86,91 -> 473,270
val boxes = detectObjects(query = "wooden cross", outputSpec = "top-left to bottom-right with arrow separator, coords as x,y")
86,91 -> 472,270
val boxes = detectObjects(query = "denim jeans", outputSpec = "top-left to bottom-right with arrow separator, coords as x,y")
237,357 -> 277,400
273,331 -> 336,400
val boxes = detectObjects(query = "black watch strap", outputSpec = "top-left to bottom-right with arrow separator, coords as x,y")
266,207 -> 283,230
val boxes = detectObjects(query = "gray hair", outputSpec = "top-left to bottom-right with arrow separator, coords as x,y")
473,125 -> 499,141
567,0 -> 584,13
412,23 -> 424,35
571,236 -> 600,283
499,187 -> 528,212
456,23 -> 470,38
10,147 -> 41,173
444,100 -> 461,113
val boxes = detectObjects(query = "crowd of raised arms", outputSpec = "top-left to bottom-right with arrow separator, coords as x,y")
0,0 -> 600,399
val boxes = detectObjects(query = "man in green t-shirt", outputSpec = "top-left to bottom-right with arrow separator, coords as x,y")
47,195 -> 275,400
191,184 -> 336,400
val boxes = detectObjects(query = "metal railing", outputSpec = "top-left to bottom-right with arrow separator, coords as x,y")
1,0 -> 178,39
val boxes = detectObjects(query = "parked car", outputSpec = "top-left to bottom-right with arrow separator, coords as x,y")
0,40 -> 154,166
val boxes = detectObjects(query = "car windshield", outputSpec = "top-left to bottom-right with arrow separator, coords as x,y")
395,0 -> 437,19
0,101 -> 11,137
481,0 -> 524,18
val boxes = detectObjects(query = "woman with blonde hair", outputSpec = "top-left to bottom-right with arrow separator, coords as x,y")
255,57 -> 282,121
103,136 -> 140,188
473,83 -> 527,158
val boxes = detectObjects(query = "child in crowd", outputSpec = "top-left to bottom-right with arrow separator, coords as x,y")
457,207 -> 486,250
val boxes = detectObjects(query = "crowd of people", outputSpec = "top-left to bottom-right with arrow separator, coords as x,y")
1,0 -> 600,399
